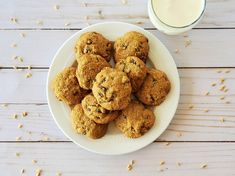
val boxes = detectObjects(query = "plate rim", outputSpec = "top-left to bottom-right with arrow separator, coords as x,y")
46,21 -> 180,155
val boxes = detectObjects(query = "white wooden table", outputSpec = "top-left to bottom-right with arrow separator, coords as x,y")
1,0 -> 235,175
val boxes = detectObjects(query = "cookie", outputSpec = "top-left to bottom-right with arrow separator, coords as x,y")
71,104 -> 108,139
114,31 -> 149,63
82,94 -> 119,124
52,67 -> 89,107
115,56 -> 147,92
76,54 -> 111,90
115,100 -> 155,138
92,67 -> 132,110
136,68 -> 171,106
75,32 -> 113,62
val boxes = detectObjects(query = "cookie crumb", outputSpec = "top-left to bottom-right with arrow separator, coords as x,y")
35,168 -> 42,176
11,43 -> 17,48
18,124 -> 23,128
177,162 -> 182,166
220,96 -> 225,100
121,0 -> 128,4
126,160 -> 135,171
13,114 -> 18,119
220,85 -> 226,91
159,160 -> 165,165
22,112 -> 28,117
11,17 -> 18,23
220,78 -> 225,84
2,104 -> 8,108
184,39 -> 192,47
27,65 -> 32,70
188,105 -> 194,109
205,91 -> 210,96
15,152 -> 20,157
217,70 -> 222,73
225,101 -> 230,104
43,136 -> 49,141
201,164 -> 207,169
64,22 -> 71,26
21,168 -> 25,174
211,83 -> 216,87
225,70 -> 230,73
25,73 -> 32,78
224,88 -> 229,93
174,49 -> 180,54
32,159 -> 38,164
36,20 -> 43,26
165,142 -> 170,146
136,21 -> 143,24
54,4 -> 60,10
20,33 -> 26,38
16,136 -> 22,141
204,109 -> 209,113
220,117 -> 225,123
56,172 -> 62,176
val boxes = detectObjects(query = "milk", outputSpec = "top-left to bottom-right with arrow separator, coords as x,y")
148,0 -> 206,35
153,0 -> 205,27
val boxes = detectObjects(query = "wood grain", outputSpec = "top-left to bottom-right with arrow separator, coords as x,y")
0,0 -> 235,29
1,29 -> 235,68
0,142 -> 235,176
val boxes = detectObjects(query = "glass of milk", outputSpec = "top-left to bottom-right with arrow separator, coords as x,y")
148,0 -> 206,35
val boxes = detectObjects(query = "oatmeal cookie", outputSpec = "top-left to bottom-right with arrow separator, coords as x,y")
82,94 -> 119,124
75,32 -> 113,62
71,104 -> 108,139
115,100 -> 155,138
114,31 -> 149,63
136,68 -> 171,106
76,54 -> 111,90
115,56 -> 147,92
92,67 -> 132,110
52,67 -> 89,107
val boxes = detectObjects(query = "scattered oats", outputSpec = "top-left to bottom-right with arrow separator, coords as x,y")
21,168 -> 25,174
220,96 -> 225,100
84,15 -> 89,20
165,142 -> 170,146
15,152 -> 20,157
25,73 -> 32,78
56,172 -> 62,176
54,4 -> 60,10
184,39 -> 192,47
159,160 -> 165,165
177,132 -> 182,137
28,131 -> 32,134
18,124 -> 23,129
126,160 -> 135,171
225,70 -> 230,73
189,105 -> 194,109
159,168 -> 164,172
211,83 -> 216,87
2,104 -> 8,108
20,32 -> 26,38
43,136 -> 49,141
82,2 -> 87,7
11,43 -> 17,48
11,17 -> 18,23
27,65 -> 32,70
32,159 -> 38,164
225,101 -> 230,104
220,117 -> 225,123
201,164 -> 207,169
204,109 -> 209,113
224,88 -> 229,93
205,91 -> 210,96
122,0 -> 128,5
16,136 -> 22,141
183,34 -> 188,38
217,70 -> 222,73
22,112 -> 28,117
174,49 -> 180,54
13,113 -> 18,119
220,78 -> 225,84
36,20 -> 43,25
177,162 -> 182,166
136,21 -> 143,24
220,85 -> 226,91
64,22 -> 71,26
35,168 -> 42,176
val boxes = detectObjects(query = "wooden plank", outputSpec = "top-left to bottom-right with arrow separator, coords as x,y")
0,142 -> 234,176
0,68 -> 234,103
1,29 -> 235,68
0,0 -> 235,29
0,102 -> 234,142
0,69 -> 234,142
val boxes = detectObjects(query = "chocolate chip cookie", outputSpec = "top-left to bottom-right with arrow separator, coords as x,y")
71,104 -> 108,139
92,67 -> 132,110
82,94 -> 119,124
115,56 -> 147,92
115,100 -> 155,138
114,31 -> 149,63
137,68 -> 171,106
75,32 -> 113,62
52,67 -> 89,107
76,54 -> 111,90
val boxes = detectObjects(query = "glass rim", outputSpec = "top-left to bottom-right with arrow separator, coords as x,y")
151,0 -> 207,29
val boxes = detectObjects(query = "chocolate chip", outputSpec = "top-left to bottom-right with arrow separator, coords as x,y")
130,59 -> 137,65
86,39 -> 92,44
122,43 -> 128,50
83,47 -> 91,53
98,92 -> 104,97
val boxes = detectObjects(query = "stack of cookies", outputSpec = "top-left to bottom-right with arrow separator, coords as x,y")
52,31 -> 171,139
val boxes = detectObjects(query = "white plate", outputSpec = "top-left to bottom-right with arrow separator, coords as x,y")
47,22 -> 180,155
